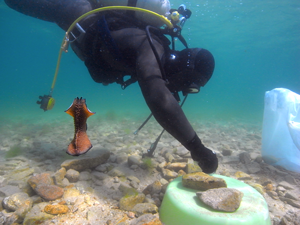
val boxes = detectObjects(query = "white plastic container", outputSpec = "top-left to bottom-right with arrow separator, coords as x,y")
261,88 -> 300,172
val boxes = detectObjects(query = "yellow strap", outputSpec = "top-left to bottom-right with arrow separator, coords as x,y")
50,6 -> 173,94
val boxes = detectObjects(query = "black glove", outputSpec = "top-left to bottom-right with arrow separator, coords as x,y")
184,135 -> 218,174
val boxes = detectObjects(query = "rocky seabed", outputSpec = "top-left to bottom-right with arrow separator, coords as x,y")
0,119 -> 299,225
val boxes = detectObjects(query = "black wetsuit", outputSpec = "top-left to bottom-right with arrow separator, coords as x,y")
5,0 -> 218,173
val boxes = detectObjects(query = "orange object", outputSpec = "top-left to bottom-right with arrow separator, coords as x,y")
65,97 -> 95,156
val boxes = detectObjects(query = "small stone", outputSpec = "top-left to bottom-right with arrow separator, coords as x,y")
27,173 -> 53,189
35,184 -> 64,201
52,168 -> 66,186
107,167 -> 126,177
3,192 -> 31,211
161,169 -> 178,180
175,146 -> 189,156
63,188 -> 81,204
116,153 -> 128,164
278,181 -> 294,190
285,192 -> 299,201
119,193 -> 145,211
127,176 -> 140,184
44,204 -> 69,215
239,152 -> 251,164
92,171 -> 110,180
10,168 -> 35,181
65,169 -> 80,183
0,185 -> 22,197
166,163 -> 187,172
79,171 -> 92,181
132,203 -> 158,216
197,188 -> 243,212
15,199 -> 33,220
245,162 -> 261,174
235,171 -> 253,180
128,155 -> 141,167
165,152 -> 175,163
222,149 -> 232,156
143,180 -> 162,196
182,172 -> 227,191
61,149 -> 110,171
177,170 -> 186,177
245,182 -> 264,195
185,163 -> 202,174
119,182 -> 138,196
267,191 -> 279,200
109,154 -> 117,163
94,164 -> 107,172
127,211 -> 135,219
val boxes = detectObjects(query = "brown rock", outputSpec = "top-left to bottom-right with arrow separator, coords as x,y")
143,180 -> 162,195
234,171 -> 253,180
119,193 -> 145,211
27,173 -> 53,189
35,184 -> 64,201
166,163 -> 187,172
162,169 -> 178,180
182,172 -> 227,191
44,204 -> 69,215
197,188 -> 243,212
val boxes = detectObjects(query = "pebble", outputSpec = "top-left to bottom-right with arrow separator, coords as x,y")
3,192 -> 31,211
142,180 -> 162,196
65,169 -> 80,183
267,191 -> 279,200
130,213 -> 162,225
245,162 -> 261,174
197,188 -> 243,212
10,168 -> 35,181
132,203 -> 158,216
128,155 -> 141,167
44,204 -> 69,215
222,149 -> 233,156
166,163 -> 187,172
161,169 -> 178,180
235,171 -> 253,180
185,163 -> 202,174
52,167 -> 66,187
164,152 -> 175,163
182,172 -> 227,191
107,167 -> 126,177
119,193 -> 145,211
0,185 -> 21,197
34,184 -> 64,201
79,171 -> 92,181
63,188 -> 81,204
61,149 -> 110,171
116,152 -> 128,164
15,199 -> 33,220
92,171 -> 110,180
239,152 -> 252,164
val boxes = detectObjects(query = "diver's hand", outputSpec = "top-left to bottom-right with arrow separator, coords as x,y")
190,146 -> 218,174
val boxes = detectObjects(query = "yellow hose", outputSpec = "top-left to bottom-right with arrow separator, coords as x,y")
50,6 -> 173,93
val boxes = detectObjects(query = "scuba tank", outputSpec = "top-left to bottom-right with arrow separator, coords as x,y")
94,0 -> 170,27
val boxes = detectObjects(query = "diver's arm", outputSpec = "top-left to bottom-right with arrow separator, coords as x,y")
136,37 -> 218,173
4,0 -> 94,30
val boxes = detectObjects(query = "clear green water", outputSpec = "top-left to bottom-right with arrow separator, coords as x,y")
1,0 -> 299,123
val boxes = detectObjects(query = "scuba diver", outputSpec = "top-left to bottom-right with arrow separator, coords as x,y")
4,0 -> 218,173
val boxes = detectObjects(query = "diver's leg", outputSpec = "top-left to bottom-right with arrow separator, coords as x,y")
4,0 -> 94,30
